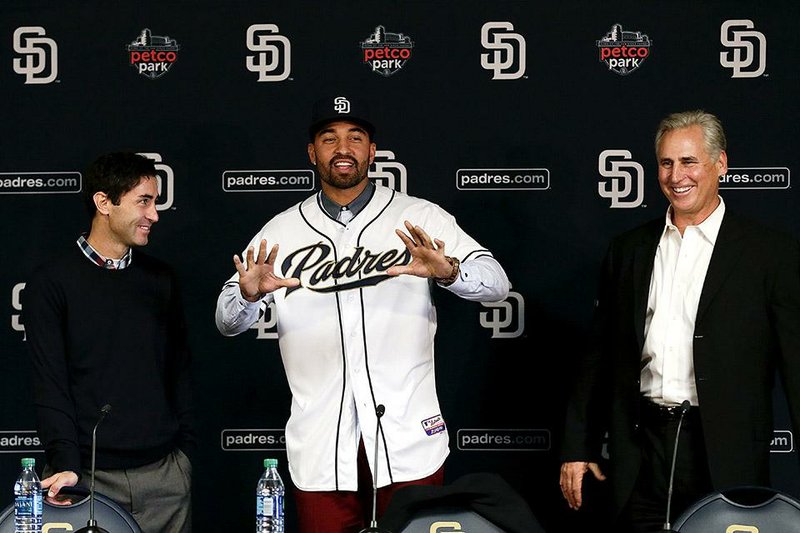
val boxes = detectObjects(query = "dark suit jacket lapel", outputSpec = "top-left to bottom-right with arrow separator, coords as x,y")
632,222 -> 662,354
696,211 -> 747,322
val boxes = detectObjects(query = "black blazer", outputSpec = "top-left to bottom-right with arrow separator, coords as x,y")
561,209 -> 800,517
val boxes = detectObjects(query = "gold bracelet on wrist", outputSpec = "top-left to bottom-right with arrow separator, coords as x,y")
435,256 -> 460,286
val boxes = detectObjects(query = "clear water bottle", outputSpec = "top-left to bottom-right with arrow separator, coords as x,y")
14,457 -> 42,533
256,458 -> 284,533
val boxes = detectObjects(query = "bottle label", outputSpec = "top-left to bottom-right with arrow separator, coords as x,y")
257,495 -> 274,516
14,496 -> 33,517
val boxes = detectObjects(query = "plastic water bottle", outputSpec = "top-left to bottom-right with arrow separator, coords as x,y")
14,457 -> 42,533
256,458 -> 284,532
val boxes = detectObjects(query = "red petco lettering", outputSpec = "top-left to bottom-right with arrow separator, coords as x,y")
599,46 -> 650,60
129,49 -> 178,64
362,47 -> 412,61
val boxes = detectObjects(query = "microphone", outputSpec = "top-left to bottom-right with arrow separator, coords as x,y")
359,404 -> 393,533
662,400 -> 691,533
76,404 -> 112,533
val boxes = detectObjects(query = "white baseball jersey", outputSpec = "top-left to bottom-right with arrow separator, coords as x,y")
216,184 -> 508,490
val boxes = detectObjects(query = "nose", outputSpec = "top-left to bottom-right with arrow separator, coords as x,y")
333,139 -> 353,156
147,201 -> 159,223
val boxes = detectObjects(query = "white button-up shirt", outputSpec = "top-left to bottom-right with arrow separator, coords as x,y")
641,198 -> 725,406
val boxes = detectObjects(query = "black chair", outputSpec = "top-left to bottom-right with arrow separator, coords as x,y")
380,472 -> 546,533
672,485 -> 800,532
0,486 -> 141,533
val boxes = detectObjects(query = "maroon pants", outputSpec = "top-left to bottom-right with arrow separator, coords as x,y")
293,440 -> 445,533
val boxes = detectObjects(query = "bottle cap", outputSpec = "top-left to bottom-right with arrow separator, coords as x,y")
264,458 -> 278,468
21,457 -> 35,468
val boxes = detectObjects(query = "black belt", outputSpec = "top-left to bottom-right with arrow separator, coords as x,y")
640,399 -> 696,420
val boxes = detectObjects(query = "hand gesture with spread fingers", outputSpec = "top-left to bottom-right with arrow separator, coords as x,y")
233,239 -> 300,302
387,220 -> 458,282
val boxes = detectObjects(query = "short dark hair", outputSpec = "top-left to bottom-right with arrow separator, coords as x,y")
83,152 -> 157,216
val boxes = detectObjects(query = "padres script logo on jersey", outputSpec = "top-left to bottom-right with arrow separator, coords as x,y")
282,243 -> 411,296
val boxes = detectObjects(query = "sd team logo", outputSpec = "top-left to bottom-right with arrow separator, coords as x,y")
597,24 -> 651,75
360,25 -> 413,77
720,20 -> 766,78
13,26 -> 58,84
127,28 -> 180,79
480,22 -> 526,80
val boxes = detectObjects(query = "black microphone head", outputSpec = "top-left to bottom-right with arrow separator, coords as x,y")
376,404 -> 385,418
101,404 -> 112,414
75,525 -> 109,533
680,400 -> 691,414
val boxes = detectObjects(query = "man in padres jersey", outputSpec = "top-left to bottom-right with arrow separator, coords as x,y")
215,95 -> 509,533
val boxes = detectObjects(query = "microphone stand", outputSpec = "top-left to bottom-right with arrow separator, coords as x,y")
662,400 -> 691,533
359,404 -> 393,533
76,404 -> 112,533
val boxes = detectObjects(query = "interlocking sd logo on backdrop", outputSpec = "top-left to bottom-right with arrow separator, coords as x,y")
720,19 -> 767,78
360,25 -> 414,77
369,150 -> 407,193
13,26 -> 58,84
598,149 -> 644,208
480,22 -> 526,80
137,152 -> 175,210
127,28 -> 180,79
596,24 -> 651,75
246,23 -> 292,82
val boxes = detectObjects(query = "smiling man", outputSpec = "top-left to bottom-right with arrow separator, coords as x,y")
559,110 -> 800,532
216,96 -> 509,533
24,152 -> 194,532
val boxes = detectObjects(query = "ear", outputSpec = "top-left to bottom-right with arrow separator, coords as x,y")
716,150 -> 728,177
307,143 -> 316,165
93,191 -> 111,216
368,142 -> 376,165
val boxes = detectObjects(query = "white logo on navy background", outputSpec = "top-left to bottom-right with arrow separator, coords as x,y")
246,24 -> 291,82
720,19 -> 766,78
480,22 -> 526,80
11,283 -> 26,341
369,150 -> 408,193
480,289 -> 525,339
598,149 -> 644,208
13,26 -> 58,84
333,96 -> 351,114
137,152 -> 174,211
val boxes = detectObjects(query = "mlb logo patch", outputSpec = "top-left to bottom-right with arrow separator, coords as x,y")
422,414 -> 446,436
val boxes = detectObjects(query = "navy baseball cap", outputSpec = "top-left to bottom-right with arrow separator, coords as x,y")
308,96 -> 376,140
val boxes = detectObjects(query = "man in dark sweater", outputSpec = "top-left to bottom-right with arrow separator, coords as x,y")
23,152 -> 194,532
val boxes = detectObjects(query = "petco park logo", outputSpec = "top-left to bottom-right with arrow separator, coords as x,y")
480,22 -> 526,80
598,149 -> 644,208
137,152 -> 175,210
720,20 -> 766,78
369,150 -> 407,193
597,24 -> 651,75
13,26 -> 58,84
479,289 -> 525,339
127,28 -> 180,79
246,24 -> 291,82
360,25 -> 414,77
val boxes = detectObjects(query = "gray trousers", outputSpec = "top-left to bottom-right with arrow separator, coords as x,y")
47,449 -> 192,533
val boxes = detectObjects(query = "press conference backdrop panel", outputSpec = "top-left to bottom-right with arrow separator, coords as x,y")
1,1 -> 798,531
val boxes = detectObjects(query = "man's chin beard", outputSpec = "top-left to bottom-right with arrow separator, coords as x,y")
319,167 -> 368,190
